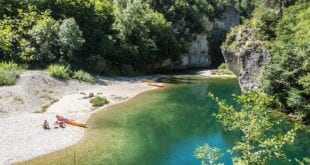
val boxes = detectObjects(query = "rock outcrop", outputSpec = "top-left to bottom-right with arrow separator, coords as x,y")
222,24 -> 270,92
156,6 -> 241,70
181,33 -> 211,68
215,6 -> 240,31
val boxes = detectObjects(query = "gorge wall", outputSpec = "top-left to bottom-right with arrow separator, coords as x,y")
156,6 -> 241,70
221,24 -> 270,92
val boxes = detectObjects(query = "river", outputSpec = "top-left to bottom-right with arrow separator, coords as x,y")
24,77 -> 309,165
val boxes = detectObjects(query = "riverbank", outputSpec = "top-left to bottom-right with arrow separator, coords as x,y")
0,69 -> 235,164
197,69 -> 236,78
0,71 -> 160,164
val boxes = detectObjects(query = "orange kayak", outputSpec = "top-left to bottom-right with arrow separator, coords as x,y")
57,115 -> 87,128
64,119 -> 87,128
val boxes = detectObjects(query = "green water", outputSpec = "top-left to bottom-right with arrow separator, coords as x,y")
25,78 -> 309,165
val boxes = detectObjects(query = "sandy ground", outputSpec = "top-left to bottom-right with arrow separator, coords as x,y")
0,69 -> 231,164
197,69 -> 236,78
0,71 -> 159,165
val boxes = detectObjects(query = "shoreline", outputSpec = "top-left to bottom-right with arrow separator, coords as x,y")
0,71 -> 159,165
0,69 -> 233,165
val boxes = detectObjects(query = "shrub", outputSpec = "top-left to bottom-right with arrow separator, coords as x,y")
73,70 -> 95,83
218,63 -> 228,69
47,64 -> 71,79
90,96 -> 109,107
121,64 -> 134,76
0,62 -> 22,86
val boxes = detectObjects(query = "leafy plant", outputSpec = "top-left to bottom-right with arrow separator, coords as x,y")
194,144 -> 223,165
206,91 -> 299,164
47,64 -> 71,79
218,63 -> 228,70
0,62 -> 22,86
262,2 -> 310,120
73,70 -> 95,83
90,96 -> 109,107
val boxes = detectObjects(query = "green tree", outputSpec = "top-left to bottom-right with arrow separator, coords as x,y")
113,0 -> 180,70
262,2 -> 310,120
28,16 -> 60,63
194,144 -> 224,165
208,91 -> 299,164
58,18 -> 85,63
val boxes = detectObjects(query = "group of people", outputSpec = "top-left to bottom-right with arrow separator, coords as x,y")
43,116 -> 66,130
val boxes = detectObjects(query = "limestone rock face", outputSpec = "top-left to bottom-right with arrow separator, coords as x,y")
222,25 -> 270,92
155,6 -> 241,70
215,7 -> 240,31
181,34 -> 211,68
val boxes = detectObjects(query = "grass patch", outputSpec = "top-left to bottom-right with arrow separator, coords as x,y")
73,70 -> 95,83
35,99 -> 59,113
0,62 -> 22,86
90,96 -> 109,107
47,64 -> 71,79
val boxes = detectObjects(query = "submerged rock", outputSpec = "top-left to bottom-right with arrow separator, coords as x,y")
222,24 -> 270,92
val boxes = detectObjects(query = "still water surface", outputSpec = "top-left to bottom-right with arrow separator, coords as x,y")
24,78 -> 309,165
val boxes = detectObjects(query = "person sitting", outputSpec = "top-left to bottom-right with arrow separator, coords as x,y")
56,120 -> 66,128
43,120 -> 50,130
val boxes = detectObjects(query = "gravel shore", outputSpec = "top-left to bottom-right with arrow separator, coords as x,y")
0,71 -> 158,164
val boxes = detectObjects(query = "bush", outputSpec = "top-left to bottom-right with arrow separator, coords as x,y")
90,96 -> 109,107
121,64 -> 134,76
0,62 -> 22,86
47,64 -> 71,79
218,63 -> 228,69
73,70 -> 95,83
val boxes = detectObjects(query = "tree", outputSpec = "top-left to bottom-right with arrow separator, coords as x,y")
0,18 -> 14,59
58,18 -> 85,63
113,0 -> 180,70
28,16 -> 59,63
206,91 -> 299,164
262,2 -> 310,121
194,144 -> 224,165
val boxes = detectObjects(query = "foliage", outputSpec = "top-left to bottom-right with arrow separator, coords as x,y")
28,15 -> 59,62
90,96 -> 109,107
73,70 -> 95,83
262,2 -> 310,120
113,0 -> 181,71
194,144 -> 224,165
0,62 -> 22,86
58,18 -> 85,62
218,63 -> 228,70
208,91 -> 299,164
47,64 -> 71,79
0,0 -> 257,74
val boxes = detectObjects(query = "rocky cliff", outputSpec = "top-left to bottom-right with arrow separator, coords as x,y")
181,33 -> 211,68
221,24 -> 270,92
157,6 -> 241,70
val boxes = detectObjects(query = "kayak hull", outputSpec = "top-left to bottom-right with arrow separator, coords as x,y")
64,120 -> 87,128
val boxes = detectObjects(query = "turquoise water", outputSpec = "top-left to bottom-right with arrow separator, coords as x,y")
25,78 -> 309,165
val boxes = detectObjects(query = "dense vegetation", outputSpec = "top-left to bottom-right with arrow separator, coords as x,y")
262,2 -> 310,122
222,0 -> 309,122
0,62 -> 22,85
0,0 -> 257,75
197,91 -> 299,164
